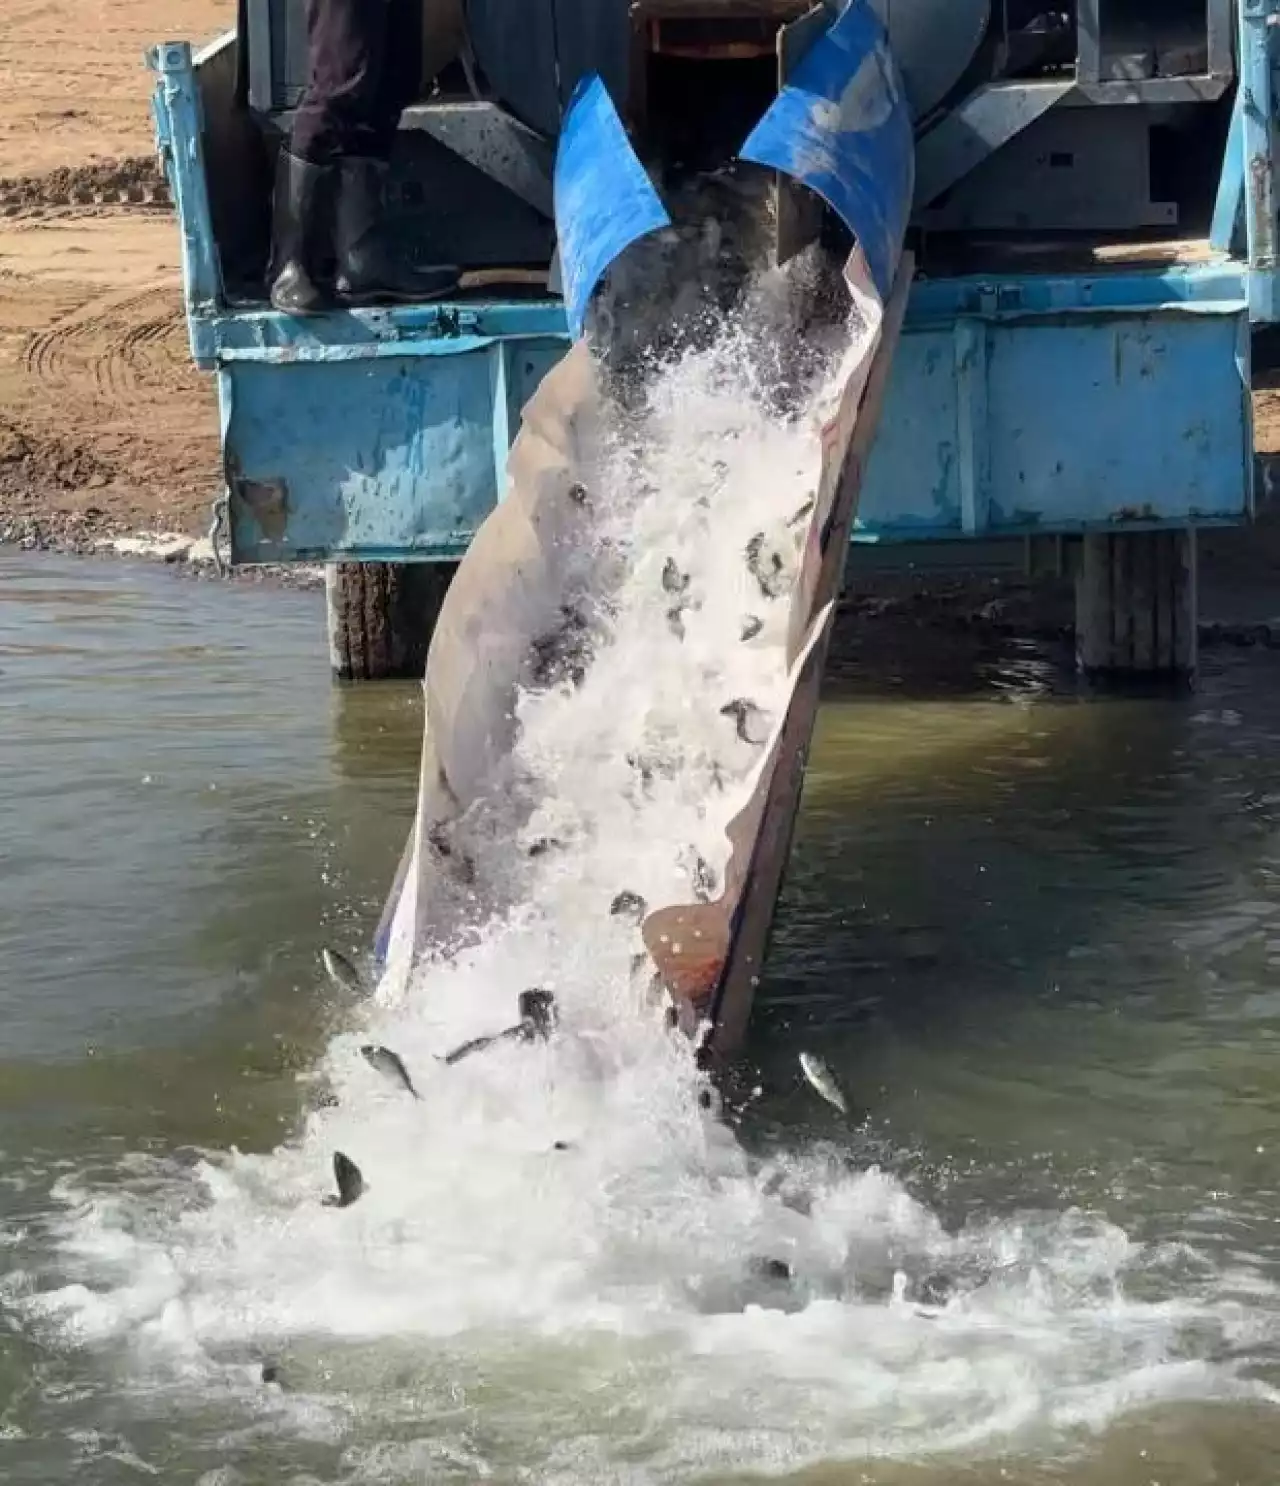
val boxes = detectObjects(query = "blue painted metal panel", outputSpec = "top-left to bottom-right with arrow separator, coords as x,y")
906,263 -> 1249,323
149,42 -> 223,341
215,295 -> 1250,562
194,300 -> 569,367
553,75 -> 671,340
222,337 -> 567,562
740,0 -> 914,303
858,309 -> 1251,540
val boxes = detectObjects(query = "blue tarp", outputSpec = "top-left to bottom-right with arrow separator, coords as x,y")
740,0 -> 914,303
553,75 -> 671,339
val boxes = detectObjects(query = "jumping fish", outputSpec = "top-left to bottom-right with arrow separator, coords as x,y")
322,948 -> 368,997
442,991 -> 559,1065
611,890 -> 648,922
799,1052 -> 849,1115
360,1044 -> 420,1099
745,532 -> 787,600
441,1031 -> 503,1067
678,848 -> 716,902
787,497 -> 816,529
720,698 -> 770,747
518,989 -> 558,1039
740,615 -> 764,643
322,1151 -> 366,1209
662,558 -> 691,596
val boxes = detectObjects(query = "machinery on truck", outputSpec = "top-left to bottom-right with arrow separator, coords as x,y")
150,0 -> 1276,1054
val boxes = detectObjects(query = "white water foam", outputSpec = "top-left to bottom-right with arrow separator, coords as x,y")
16,245 -> 1280,1481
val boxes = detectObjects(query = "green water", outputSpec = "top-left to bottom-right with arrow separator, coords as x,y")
1,553 -> 1278,1483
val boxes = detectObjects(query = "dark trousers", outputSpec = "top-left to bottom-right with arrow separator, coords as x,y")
291,0 -> 422,165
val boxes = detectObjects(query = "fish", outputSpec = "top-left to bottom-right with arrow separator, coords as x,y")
678,847 -> 716,902
442,991 -> 559,1065
610,890 -> 648,921
799,1052 -> 849,1115
321,948 -> 367,997
518,989 -> 558,1039
750,1257 -> 793,1282
787,497 -> 816,528
719,698 -> 770,747
360,1044 -> 420,1099
745,532 -> 787,600
694,1020 -> 716,1072
427,822 -> 477,884
441,1031 -> 502,1066
322,1151 -> 366,1209
662,557 -> 691,596
740,615 -> 764,642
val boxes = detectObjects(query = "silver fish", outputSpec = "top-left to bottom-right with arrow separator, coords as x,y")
799,1052 -> 849,1115
662,557 -> 691,596
322,948 -> 367,996
323,1151 -> 366,1209
360,1044 -> 420,1100
720,698 -> 770,747
610,890 -> 648,922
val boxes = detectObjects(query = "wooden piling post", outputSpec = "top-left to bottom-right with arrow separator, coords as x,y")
325,562 -> 456,681
1075,530 -> 1198,681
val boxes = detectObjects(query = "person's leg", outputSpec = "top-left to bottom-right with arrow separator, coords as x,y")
332,0 -> 460,304
293,0 -> 391,164
269,0 -> 387,312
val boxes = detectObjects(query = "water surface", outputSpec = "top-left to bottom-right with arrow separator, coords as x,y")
1,553 -> 1278,1483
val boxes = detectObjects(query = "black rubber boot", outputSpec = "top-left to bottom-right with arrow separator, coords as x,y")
268,150 -> 330,316
333,157 -> 459,305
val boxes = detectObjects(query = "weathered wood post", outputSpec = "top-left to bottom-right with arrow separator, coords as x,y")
325,562 -> 456,681
1075,529 -> 1198,681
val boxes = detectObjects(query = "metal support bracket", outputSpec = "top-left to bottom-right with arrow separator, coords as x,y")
147,40 -> 225,350
399,101 -> 555,219
914,79 -> 1073,212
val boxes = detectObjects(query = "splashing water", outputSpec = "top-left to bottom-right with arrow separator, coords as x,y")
13,238 -> 1280,1482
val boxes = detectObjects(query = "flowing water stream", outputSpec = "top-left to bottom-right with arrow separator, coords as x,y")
2,523 -> 1280,1478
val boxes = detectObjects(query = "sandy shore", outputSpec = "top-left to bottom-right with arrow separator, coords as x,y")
0,1 -> 231,566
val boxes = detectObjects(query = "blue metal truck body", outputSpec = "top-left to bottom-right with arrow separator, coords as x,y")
149,0 -> 1279,567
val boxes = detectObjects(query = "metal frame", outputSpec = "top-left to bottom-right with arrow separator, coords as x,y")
1077,0 -> 1234,90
